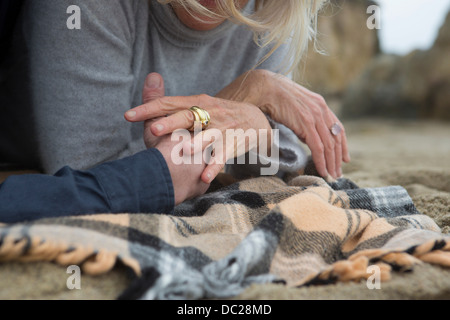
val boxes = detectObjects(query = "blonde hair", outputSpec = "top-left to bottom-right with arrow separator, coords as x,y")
159,0 -> 328,78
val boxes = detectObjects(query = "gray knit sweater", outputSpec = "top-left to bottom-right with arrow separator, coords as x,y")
0,0 -> 307,175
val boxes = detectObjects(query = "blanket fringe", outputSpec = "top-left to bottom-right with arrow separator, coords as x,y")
1,234 -> 448,287
309,256 -> 392,284
307,238 -> 450,286
0,234 -> 141,276
416,250 -> 450,267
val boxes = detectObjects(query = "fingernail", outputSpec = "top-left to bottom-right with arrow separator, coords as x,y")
146,74 -> 161,89
126,110 -> 136,118
206,172 -> 212,183
154,123 -> 164,132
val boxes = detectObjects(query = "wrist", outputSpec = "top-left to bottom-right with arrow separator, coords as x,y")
155,144 -> 182,204
248,69 -> 277,116
155,142 -> 208,205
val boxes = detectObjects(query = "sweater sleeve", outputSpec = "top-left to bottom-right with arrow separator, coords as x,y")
224,116 -> 309,179
0,148 -> 174,224
17,0 -> 147,173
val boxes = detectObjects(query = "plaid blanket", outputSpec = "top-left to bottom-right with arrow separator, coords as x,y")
0,169 -> 449,300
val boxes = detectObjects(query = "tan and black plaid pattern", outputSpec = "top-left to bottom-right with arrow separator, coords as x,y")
0,172 -> 449,299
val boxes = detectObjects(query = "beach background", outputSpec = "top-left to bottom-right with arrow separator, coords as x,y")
1,0 -> 449,299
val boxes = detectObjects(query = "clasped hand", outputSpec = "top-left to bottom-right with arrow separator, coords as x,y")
126,70 -> 351,204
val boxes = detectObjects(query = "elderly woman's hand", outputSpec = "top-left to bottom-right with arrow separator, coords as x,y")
216,69 -> 351,179
125,74 -> 273,184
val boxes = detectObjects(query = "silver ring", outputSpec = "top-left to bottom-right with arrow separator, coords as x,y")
330,123 -> 342,136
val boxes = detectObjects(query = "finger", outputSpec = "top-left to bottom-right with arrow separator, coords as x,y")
334,133 -> 343,177
125,95 -> 209,122
316,121 -> 337,179
150,109 -> 195,136
202,142 -> 217,165
340,127 -> 351,163
330,118 -> 350,163
330,119 -> 350,164
304,127 -> 328,178
321,111 -> 342,179
200,133 -> 228,183
201,161 -> 225,184
142,73 -> 165,103
125,100 -> 166,122
184,129 -> 222,157
328,117 -> 348,175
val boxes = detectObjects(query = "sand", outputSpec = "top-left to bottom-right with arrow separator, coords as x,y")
235,118 -> 450,300
0,118 -> 449,300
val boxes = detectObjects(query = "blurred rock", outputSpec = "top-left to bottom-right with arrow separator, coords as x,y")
296,0 -> 380,111
341,11 -> 450,120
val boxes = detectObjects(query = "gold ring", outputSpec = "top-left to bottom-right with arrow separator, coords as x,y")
188,106 -> 210,131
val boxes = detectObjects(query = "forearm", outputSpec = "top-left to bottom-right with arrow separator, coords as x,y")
0,149 -> 174,223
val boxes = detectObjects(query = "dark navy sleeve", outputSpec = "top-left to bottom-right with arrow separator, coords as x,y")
0,148 -> 175,223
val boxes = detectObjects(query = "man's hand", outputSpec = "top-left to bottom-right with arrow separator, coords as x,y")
139,73 -> 210,205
